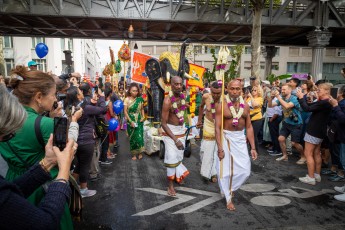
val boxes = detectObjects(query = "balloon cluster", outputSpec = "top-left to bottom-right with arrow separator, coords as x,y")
108,100 -> 124,131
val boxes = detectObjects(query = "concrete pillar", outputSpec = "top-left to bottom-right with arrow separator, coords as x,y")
306,30 -> 332,81
262,46 -> 277,79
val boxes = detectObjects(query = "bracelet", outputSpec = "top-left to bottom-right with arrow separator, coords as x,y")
175,139 -> 180,144
251,149 -> 256,151
39,159 -> 49,173
53,178 -> 69,185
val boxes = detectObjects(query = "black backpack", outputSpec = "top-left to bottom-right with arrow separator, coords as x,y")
94,116 -> 109,139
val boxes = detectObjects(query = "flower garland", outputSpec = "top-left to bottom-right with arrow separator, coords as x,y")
169,91 -> 186,124
225,95 -> 245,127
189,87 -> 196,118
210,96 -> 216,119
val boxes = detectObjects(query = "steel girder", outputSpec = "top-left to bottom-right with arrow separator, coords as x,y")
1,0 -> 344,27
0,0 -> 345,46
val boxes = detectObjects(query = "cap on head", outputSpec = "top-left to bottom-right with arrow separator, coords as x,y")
28,60 -> 38,67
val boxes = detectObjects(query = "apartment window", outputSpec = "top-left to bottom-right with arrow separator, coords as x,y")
194,45 -> 202,55
60,38 -> 65,50
244,47 -> 252,54
326,48 -> 336,57
4,36 -> 13,48
301,48 -> 312,57
323,63 -> 344,74
5,59 -> 14,76
32,37 -> 45,48
33,59 -> 47,72
272,62 -> 279,70
142,46 -> 153,55
156,45 -> 168,54
289,47 -> 299,57
287,62 -> 310,73
337,49 -> 345,57
67,38 -> 73,50
244,61 -> 251,70
275,47 -> 280,56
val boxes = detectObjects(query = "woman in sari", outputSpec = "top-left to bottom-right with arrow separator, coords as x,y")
124,83 -> 145,160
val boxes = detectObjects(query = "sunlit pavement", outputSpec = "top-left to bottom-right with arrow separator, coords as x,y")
75,131 -> 345,230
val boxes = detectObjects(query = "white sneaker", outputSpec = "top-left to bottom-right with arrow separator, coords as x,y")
80,188 -> 97,198
334,185 -> 345,193
314,173 -> 321,183
334,193 -> 345,202
299,175 -> 316,185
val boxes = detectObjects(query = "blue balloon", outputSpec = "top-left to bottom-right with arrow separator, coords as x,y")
113,100 -> 124,114
108,118 -> 119,131
35,43 -> 49,58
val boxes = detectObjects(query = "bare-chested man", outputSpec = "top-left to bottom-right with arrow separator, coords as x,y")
161,76 -> 189,196
215,80 -> 257,211
197,81 -> 222,183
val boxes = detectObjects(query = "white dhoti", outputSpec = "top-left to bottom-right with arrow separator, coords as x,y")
163,124 -> 189,183
191,116 -> 200,137
200,117 -> 218,180
216,130 -> 251,203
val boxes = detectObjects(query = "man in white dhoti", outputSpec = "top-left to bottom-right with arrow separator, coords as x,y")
197,81 -> 222,182
215,80 -> 258,211
161,76 -> 190,196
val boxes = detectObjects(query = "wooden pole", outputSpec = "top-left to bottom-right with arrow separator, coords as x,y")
220,75 -> 225,179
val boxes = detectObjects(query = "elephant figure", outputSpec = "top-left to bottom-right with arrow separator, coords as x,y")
145,39 -> 190,126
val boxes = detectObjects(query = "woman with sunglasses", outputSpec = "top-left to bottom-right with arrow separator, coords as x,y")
0,84 -> 78,229
245,85 -> 264,154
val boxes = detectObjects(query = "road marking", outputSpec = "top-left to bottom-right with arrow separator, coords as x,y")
251,196 -> 291,207
132,188 -> 195,216
173,187 -> 223,214
241,183 -> 275,193
133,187 -> 223,216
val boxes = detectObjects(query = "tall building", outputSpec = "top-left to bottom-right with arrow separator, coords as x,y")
1,36 -> 101,80
132,41 -> 345,84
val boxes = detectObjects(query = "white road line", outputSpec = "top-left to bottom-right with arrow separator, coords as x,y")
132,188 -> 196,216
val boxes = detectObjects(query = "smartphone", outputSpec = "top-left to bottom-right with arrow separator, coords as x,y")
53,117 -> 68,151
331,87 -> 339,99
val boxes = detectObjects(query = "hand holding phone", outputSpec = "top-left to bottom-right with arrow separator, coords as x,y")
53,117 -> 68,151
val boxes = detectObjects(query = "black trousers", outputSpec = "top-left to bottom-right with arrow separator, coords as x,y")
100,135 -> 109,162
74,143 -> 94,183
268,116 -> 282,153
252,119 -> 263,154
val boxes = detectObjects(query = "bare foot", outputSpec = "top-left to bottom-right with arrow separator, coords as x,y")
138,154 -> 143,160
211,177 -> 218,183
227,201 -> 236,211
132,156 -> 137,161
167,187 -> 176,196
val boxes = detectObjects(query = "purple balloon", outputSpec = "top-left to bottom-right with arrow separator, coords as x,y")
35,43 -> 49,58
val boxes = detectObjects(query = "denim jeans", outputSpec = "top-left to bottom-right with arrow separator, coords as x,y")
340,143 -> 345,170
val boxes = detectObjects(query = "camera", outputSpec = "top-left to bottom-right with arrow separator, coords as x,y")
289,112 -> 299,123
53,94 -> 67,110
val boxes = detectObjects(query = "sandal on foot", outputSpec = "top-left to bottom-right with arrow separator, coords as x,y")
167,190 -> 176,197
131,156 -> 137,161
276,156 -> 288,161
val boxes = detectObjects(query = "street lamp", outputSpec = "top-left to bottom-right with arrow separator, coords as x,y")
128,24 -> 134,39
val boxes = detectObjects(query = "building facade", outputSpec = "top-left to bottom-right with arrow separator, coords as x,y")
132,41 -> 345,84
2,36 -> 101,80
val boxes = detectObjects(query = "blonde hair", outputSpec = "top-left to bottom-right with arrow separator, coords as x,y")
252,85 -> 263,97
318,82 -> 333,93
0,84 -> 27,136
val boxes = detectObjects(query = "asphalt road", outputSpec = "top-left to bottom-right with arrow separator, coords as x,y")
75,130 -> 345,230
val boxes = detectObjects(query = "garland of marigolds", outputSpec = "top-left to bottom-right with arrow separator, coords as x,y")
189,86 -> 197,118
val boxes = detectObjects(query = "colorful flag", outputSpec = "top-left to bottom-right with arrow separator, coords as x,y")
131,51 -> 154,85
187,63 -> 205,89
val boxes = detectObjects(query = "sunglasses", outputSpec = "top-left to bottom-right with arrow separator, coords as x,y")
1,133 -> 16,142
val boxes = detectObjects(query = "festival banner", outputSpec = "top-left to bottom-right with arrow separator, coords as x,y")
187,63 -> 205,89
131,51 -> 153,85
